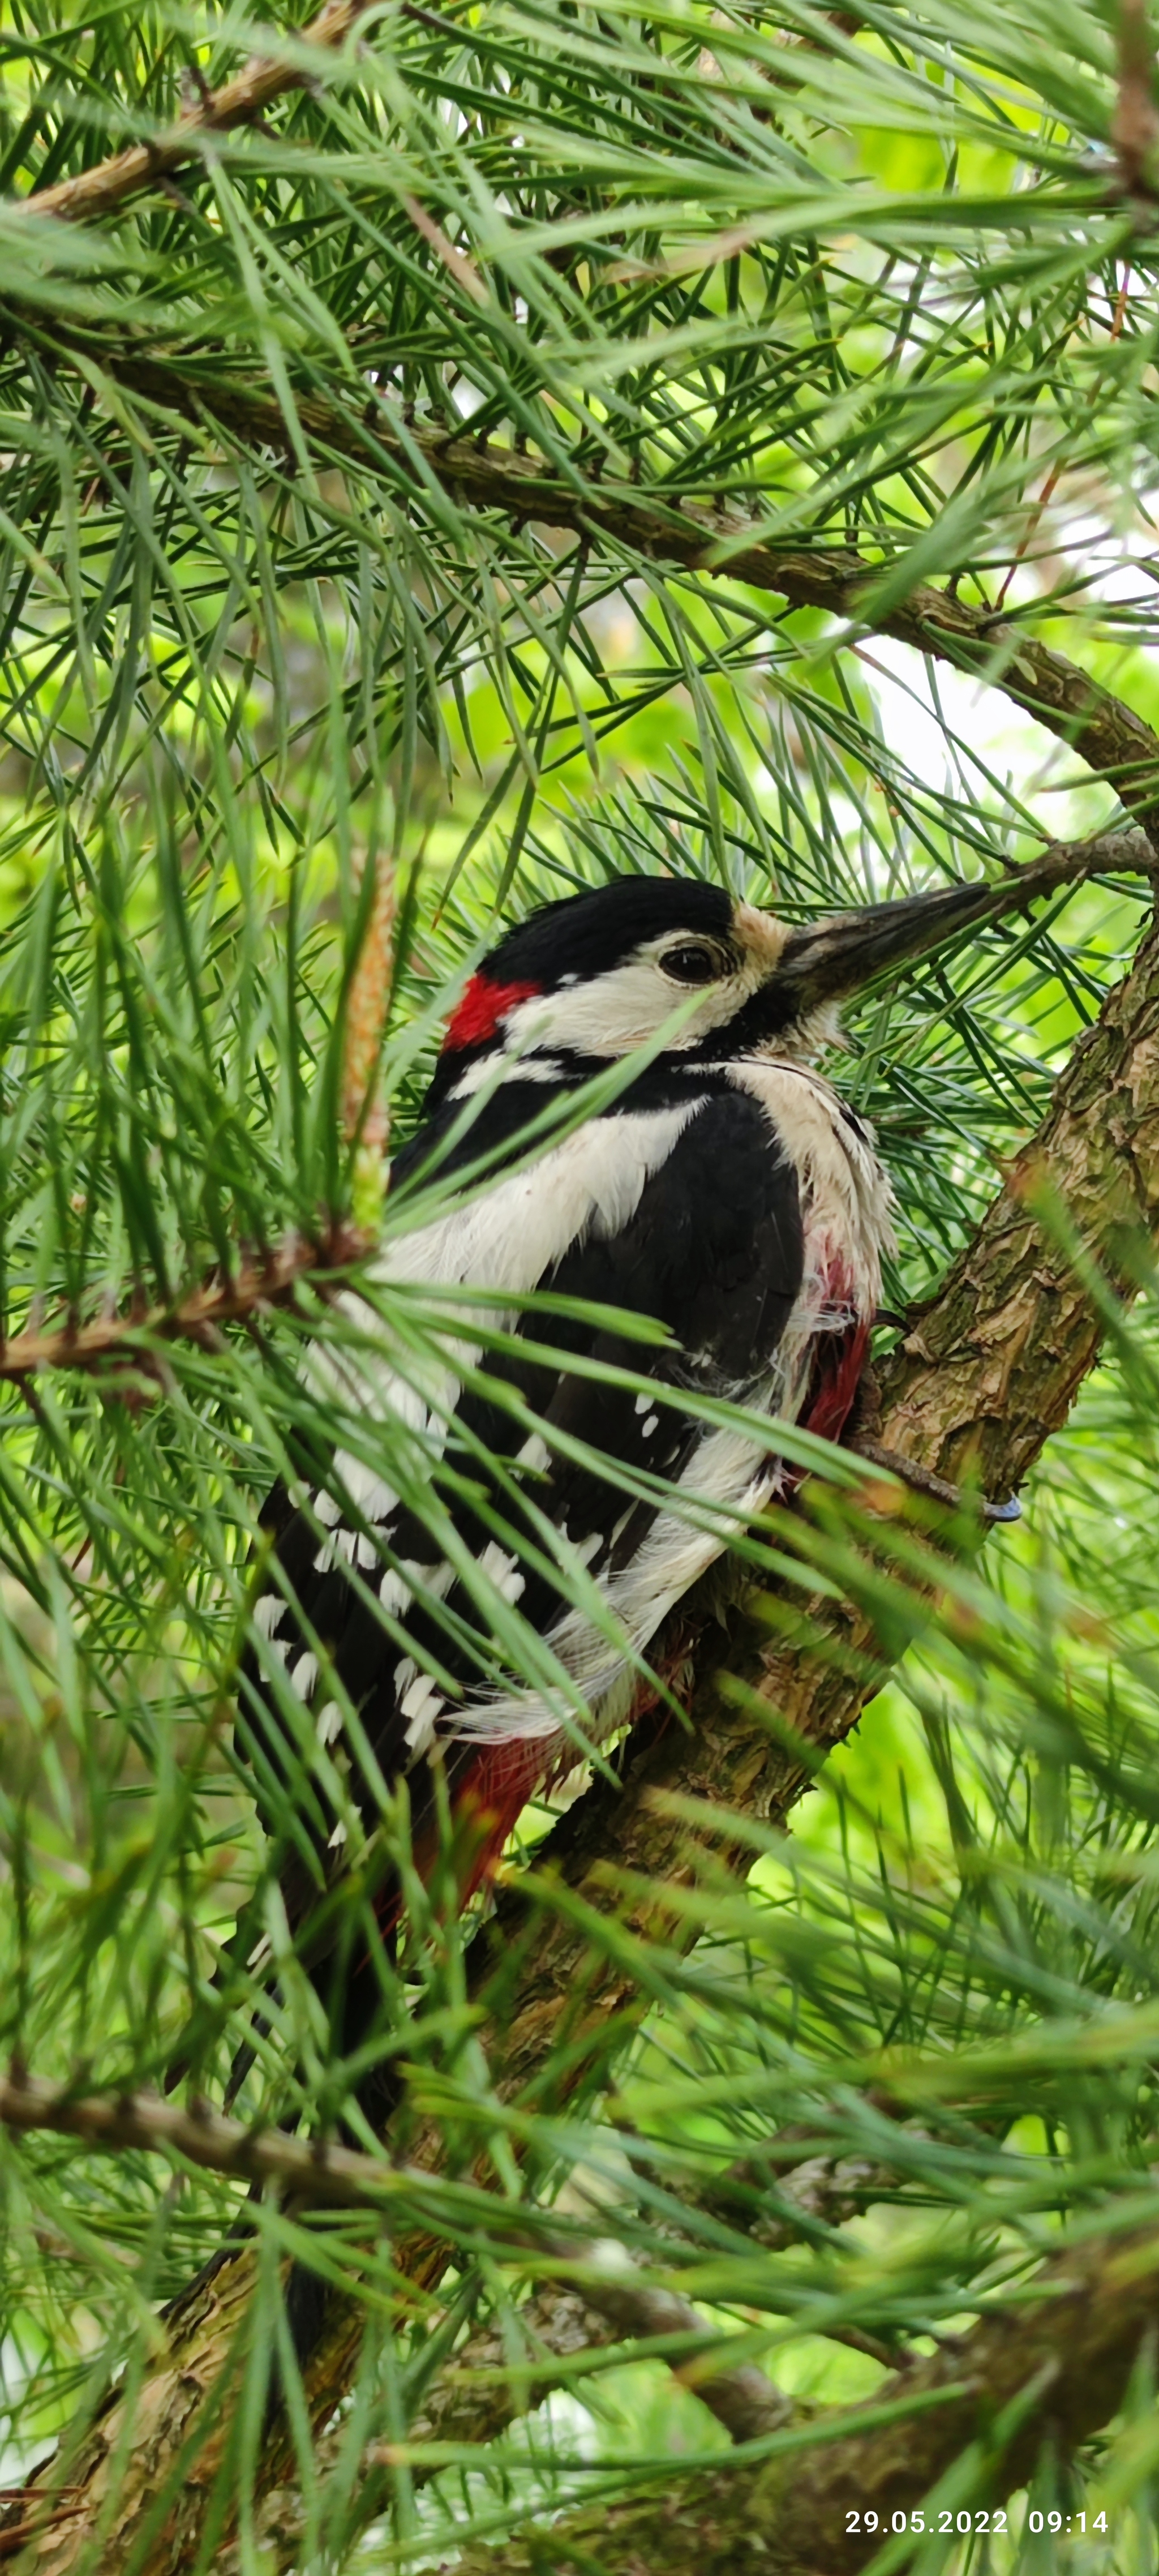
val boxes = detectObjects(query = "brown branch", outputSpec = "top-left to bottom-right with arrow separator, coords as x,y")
210,2127 -> 892,2576
0,2068 -> 439,2210
54,346 -> 1159,837
19,2 -> 374,226
684,2140 -> 889,2254
209,2286 -> 623,2576
0,1227 -> 364,1386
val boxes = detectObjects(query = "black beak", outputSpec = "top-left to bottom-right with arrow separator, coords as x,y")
771,833 -> 1148,1010
775,875 -> 1034,1012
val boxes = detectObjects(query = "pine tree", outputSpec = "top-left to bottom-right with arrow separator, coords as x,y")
2,4 -> 1159,2572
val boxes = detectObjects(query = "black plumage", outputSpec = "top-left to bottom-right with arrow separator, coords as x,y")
229,876 -> 891,2098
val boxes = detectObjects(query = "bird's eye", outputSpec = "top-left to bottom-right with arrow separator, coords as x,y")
661,941 -> 726,987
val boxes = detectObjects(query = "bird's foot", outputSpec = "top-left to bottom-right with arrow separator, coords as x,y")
851,1436 -> 1021,1524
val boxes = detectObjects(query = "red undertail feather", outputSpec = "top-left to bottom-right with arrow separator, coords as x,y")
801,1316 -> 870,1445
444,974 -> 542,1051
450,1738 -> 551,1904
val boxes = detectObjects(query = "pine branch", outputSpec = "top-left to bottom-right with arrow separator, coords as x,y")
0,2068 -> 436,2209
18,1 -> 375,226
0,1229 -> 365,1387
54,345 -> 1159,835
0,2068 -> 789,2498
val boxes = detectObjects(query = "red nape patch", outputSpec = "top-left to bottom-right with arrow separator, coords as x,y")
443,973 -> 542,1052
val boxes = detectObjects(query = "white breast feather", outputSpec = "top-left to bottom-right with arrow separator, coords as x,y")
444,1061 -> 892,1752
288,1065 -> 891,1778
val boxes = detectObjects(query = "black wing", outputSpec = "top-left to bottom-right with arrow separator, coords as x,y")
235,1086 -> 802,1946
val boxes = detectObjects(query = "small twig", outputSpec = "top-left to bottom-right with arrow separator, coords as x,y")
341,847 -> 396,1230
851,1434 -> 1021,1523
22,0 -> 374,225
0,2068 -> 422,2205
533,2248 -> 792,2441
0,1227 -> 366,1387
400,194 -> 489,305
1111,265 -> 1133,341
0,2499 -> 88,2565
995,461 -> 1062,612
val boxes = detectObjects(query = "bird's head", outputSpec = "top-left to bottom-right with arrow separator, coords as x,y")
434,869 -> 1028,1090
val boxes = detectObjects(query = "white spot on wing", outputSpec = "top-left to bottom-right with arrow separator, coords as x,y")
253,1594 -> 286,1637
641,1413 -> 659,1439
314,1525 -> 358,1573
316,1701 -> 342,1747
381,1560 -> 453,1617
290,1652 -> 318,1701
478,1539 -> 526,1604
400,1671 -> 444,1756
328,1818 -> 347,1850
336,1448 -> 405,1523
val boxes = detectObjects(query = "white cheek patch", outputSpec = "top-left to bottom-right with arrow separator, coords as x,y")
499,941 -> 773,1060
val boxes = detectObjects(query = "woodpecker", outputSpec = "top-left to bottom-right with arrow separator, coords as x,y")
235,867 -> 1019,2087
